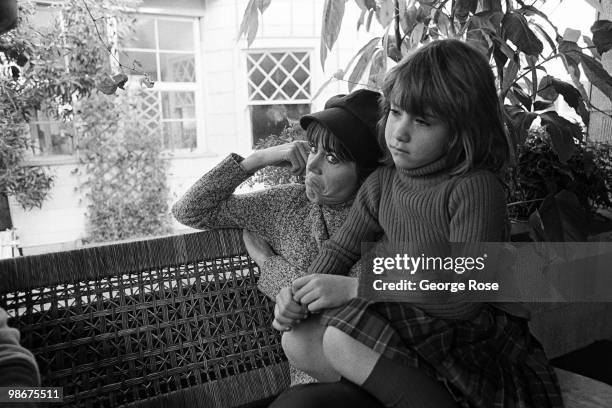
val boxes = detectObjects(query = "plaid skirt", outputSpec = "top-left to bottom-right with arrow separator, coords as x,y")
320,299 -> 564,408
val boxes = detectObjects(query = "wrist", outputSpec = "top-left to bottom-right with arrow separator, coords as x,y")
240,151 -> 264,173
349,277 -> 358,299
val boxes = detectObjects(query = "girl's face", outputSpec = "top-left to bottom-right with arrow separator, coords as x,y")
304,141 -> 359,206
384,101 -> 451,170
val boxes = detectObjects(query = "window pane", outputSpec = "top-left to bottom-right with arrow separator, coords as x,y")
247,51 -> 311,102
32,6 -> 60,34
250,104 -> 310,146
123,17 -> 156,49
158,20 -> 194,51
30,122 -> 74,155
160,54 -> 195,82
119,51 -> 157,81
161,92 -> 195,119
162,121 -> 197,149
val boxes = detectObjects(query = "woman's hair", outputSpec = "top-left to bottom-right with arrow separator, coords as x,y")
378,39 -> 510,174
306,121 -> 377,183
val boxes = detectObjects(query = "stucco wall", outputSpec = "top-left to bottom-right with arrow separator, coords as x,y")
9,0 -> 381,255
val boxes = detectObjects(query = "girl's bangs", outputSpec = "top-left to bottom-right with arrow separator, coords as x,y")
383,58 -> 455,123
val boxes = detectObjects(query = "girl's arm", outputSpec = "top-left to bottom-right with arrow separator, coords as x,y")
172,142 -> 309,234
307,170 -> 384,276
448,171 -> 507,242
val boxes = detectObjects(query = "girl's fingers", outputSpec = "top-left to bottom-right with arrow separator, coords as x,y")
278,306 -> 304,321
292,274 -> 315,294
272,318 -> 290,332
292,280 -> 315,304
297,289 -> 319,306
306,298 -> 326,313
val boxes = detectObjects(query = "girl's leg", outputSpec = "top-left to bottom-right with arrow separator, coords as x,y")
269,379 -> 384,408
323,326 -> 459,408
282,315 -> 340,382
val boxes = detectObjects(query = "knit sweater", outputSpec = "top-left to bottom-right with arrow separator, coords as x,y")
171,154 -> 365,299
0,308 -> 40,388
308,156 -> 508,320
172,154 -> 367,384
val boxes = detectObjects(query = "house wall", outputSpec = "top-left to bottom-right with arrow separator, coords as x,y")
588,1 -> 612,143
9,0 -> 381,255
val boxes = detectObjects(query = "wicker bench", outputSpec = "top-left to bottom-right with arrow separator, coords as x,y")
1,229 -> 611,407
0,230 -> 289,407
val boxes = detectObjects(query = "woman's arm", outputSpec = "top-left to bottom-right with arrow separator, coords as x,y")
0,308 -> 40,387
307,170 -> 384,276
171,142 -> 310,233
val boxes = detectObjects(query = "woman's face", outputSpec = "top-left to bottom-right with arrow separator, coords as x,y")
304,141 -> 359,206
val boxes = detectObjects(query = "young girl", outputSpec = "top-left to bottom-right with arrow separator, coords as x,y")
280,39 -> 563,408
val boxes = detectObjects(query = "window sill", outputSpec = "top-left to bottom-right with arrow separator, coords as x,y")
22,150 -> 220,167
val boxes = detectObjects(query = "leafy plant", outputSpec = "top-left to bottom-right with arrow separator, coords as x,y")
75,91 -> 171,243
1,0 -> 169,242
240,0 -> 612,240
507,127 -> 612,221
246,122 -> 307,187
0,0 -> 139,213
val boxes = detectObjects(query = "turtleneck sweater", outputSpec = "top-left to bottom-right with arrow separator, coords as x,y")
308,156 -> 508,319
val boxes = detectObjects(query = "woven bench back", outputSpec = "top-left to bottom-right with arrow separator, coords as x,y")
0,230 -> 289,407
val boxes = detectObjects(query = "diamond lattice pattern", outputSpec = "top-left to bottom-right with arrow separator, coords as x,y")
247,51 -> 311,102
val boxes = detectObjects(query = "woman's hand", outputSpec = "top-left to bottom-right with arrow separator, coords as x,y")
242,229 -> 276,266
292,275 -> 358,312
272,286 -> 309,332
240,141 -> 310,175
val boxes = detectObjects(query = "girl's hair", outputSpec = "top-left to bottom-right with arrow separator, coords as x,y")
306,121 -> 377,183
378,39 -> 510,174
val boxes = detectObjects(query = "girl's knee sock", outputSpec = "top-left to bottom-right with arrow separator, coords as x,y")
360,355 -> 459,408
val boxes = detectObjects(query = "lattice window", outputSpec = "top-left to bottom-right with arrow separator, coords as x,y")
119,15 -> 201,150
246,51 -> 311,146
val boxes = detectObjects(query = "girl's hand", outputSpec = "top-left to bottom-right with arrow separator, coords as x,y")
240,141 -> 310,175
292,275 -> 358,312
272,286 -> 309,332
242,229 -> 275,266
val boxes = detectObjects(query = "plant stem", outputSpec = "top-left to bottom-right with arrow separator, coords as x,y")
394,0 -> 401,53
81,0 -> 142,76
507,198 -> 545,207
450,0 -> 456,37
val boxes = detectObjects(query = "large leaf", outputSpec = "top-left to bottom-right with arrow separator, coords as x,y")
537,76 -> 590,126
502,12 -> 543,56
531,22 -> 557,54
591,20 -> 612,54
0,0 -> 18,36
347,39 -> 379,91
528,190 -> 587,242
539,111 -> 582,163
501,56 -> 520,96
478,0 -> 502,12
354,0 -> 376,11
401,4 -> 418,35
320,0 -> 346,69
238,0 -> 259,46
368,48 -> 386,89
455,0 -> 478,23
375,0 -> 394,27
577,52 -> 612,104
504,105 -> 537,145
257,0 -> 272,13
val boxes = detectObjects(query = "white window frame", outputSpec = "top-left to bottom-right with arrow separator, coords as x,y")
244,48 -> 313,147
117,14 -> 205,156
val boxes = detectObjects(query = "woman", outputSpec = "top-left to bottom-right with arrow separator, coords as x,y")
171,89 -> 384,390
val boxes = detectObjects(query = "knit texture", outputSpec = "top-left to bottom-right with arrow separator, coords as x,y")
308,156 -> 508,319
172,154 -> 366,384
0,308 -> 40,387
